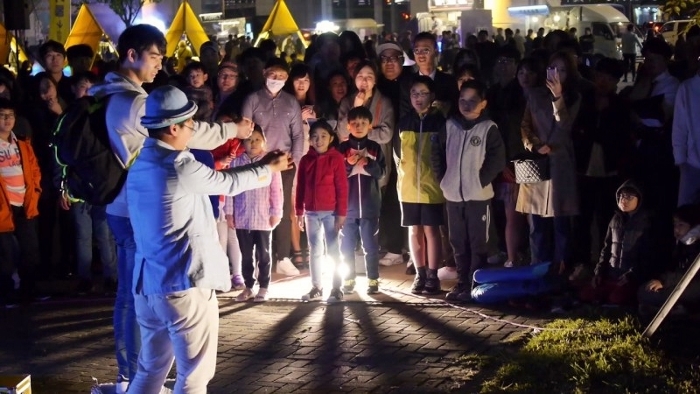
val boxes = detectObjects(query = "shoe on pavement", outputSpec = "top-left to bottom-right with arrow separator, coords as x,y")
406,262 -> 416,275
115,375 -> 129,394
254,288 -> 268,302
379,252 -> 403,266
2,292 -> 21,309
235,288 -> 254,301
301,286 -> 323,301
76,279 -> 94,295
327,287 -> 344,303
231,274 -> 246,290
423,277 -> 441,295
437,266 -> 458,281
343,279 -> 356,294
487,252 -> 507,265
411,275 -> 426,294
367,279 -> 379,294
445,284 -> 470,301
276,258 -> 300,276
503,261 -> 514,268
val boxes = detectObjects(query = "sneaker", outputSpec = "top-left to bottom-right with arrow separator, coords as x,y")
327,287 -> 344,303
2,292 -> 21,309
231,274 -> 245,290
423,277 -> 441,295
343,279 -> 356,294
115,375 -> 129,394
406,261 -> 416,275
411,276 -> 426,294
276,258 -> 300,276
254,288 -> 268,302
379,252 -> 404,266
487,252 -> 507,265
437,266 -> 458,281
235,288 -> 254,302
367,279 -> 379,294
301,286 -> 323,301
503,261 -> 514,268
445,284 -> 470,301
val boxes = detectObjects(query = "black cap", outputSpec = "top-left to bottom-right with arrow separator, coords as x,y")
264,57 -> 289,73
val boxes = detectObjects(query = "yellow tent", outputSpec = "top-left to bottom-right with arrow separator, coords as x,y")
0,23 -> 28,66
255,0 -> 307,47
165,1 -> 210,57
64,4 -> 124,57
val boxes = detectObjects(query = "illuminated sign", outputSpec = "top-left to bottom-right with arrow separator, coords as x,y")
430,0 -> 477,11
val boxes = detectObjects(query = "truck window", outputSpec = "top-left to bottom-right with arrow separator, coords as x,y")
592,22 -> 614,41
661,23 -> 675,33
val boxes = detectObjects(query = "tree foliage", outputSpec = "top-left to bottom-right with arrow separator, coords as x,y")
662,0 -> 700,23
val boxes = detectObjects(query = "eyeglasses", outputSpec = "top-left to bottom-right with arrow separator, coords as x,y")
618,193 -> 637,201
380,55 -> 402,64
0,113 -> 15,120
410,92 -> 431,98
218,73 -> 238,80
182,123 -> 196,133
413,48 -> 432,55
497,58 -> 515,64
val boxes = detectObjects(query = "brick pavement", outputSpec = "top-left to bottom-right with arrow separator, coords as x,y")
0,264 -> 552,393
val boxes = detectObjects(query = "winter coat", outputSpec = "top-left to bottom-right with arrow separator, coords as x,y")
516,87 -> 580,217
338,136 -> 385,219
295,147 -> 348,217
0,137 -> 41,232
395,109 -> 446,204
595,181 -> 655,282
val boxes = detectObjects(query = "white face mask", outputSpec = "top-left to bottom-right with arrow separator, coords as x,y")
266,78 -> 286,94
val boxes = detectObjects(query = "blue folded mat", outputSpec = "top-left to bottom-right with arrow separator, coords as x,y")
473,262 -> 551,284
471,279 -> 553,304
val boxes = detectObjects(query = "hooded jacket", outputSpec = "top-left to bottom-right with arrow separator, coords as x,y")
395,108 -> 445,204
595,180 -> 655,281
338,135 -> 385,219
89,72 -> 240,217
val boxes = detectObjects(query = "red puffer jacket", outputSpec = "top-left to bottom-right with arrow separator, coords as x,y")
295,147 -> 348,217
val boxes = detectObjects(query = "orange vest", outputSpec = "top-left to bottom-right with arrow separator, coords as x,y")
0,138 -> 41,232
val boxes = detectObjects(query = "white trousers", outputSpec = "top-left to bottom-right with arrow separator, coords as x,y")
129,288 -> 219,394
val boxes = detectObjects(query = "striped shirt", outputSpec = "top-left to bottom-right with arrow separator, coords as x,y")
0,132 -> 26,206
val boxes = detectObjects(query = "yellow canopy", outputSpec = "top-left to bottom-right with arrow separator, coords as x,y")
255,0 -> 307,47
64,4 -> 124,56
165,1 -> 210,57
0,23 -> 28,65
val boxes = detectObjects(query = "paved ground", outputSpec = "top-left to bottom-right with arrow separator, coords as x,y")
0,262 -> 554,393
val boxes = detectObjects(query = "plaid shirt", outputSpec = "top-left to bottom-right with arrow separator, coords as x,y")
225,153 -> 283,230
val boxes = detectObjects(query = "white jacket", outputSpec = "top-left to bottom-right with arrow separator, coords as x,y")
89,72 -> 240,217
672,74 -> 700,169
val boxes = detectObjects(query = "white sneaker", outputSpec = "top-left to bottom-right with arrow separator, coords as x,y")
276,258 -> 300,276
437,266 -> 458,281
379,252 -> 404,266
115,377 -> 129,394
503,261 -> 514,268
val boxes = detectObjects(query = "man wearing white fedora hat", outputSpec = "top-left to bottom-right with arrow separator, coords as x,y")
125,85 -> 291,393
88,24 -> 257,392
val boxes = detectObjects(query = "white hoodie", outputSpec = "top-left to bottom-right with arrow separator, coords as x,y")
89,72 -> 240,217
672,74 -> 700,169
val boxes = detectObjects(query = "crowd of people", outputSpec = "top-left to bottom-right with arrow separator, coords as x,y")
0,20 -> 699,392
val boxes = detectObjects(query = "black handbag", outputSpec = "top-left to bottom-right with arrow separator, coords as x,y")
512,152 -> 550,184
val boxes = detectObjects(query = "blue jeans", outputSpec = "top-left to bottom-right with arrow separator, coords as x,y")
340,218 -> 380,280
107,214 -> 140,382
305,211 -> 341,290
72,202 -> 116,280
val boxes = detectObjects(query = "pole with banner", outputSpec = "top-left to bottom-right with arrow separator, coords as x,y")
49,0 -> 71,44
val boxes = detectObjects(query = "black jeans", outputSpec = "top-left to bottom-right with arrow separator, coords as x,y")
237,229 -> 272,289
0,206 -> 40,297
273,166 -> 295,262
622,53 -> 636,80
379,162 -> 406,255
446,200 -> 490,288
573,175 -> 619,266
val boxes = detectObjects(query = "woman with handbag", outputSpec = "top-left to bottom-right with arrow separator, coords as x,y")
515,51 -> 581,275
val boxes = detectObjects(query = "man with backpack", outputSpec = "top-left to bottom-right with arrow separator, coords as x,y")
87,24 -> 254,392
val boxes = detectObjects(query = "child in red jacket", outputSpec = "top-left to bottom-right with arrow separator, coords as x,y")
296,120 -> 348,302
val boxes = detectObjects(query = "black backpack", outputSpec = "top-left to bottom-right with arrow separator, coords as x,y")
51,95 -> 127,205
